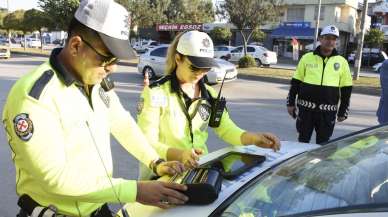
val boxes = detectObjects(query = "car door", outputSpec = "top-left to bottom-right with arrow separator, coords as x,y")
229,46 -> 243,62
149,47 -> 168,76
247,46 -> 257,58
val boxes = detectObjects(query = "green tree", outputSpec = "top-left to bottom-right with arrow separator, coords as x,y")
165,0 -> 214,23
126,0 -> 170,29
209,27 -> 232,45
218,0 -> 282,56
24,9 -> 52,50
3,10 -> 25,44
38,0 -> 79,30
251,28 -> 265,42
364,28 -> 384,48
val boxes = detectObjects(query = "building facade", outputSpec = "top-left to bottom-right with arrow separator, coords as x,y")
270,0 -> 363,58
370,0 -> 388,51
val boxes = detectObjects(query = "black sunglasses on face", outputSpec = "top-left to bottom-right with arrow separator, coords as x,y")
187,60 -> 211,74
80,36 -> 119,67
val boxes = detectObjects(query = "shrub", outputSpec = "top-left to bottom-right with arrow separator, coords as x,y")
238,55 -> 257,68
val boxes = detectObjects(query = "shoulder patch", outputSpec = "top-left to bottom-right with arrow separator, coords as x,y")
13,113 -> 34,141
29,70 -> 54,100
149,75 -> 171,89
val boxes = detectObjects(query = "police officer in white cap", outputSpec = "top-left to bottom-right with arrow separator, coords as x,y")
3,0 -> 188,216
286,25 -> 353,144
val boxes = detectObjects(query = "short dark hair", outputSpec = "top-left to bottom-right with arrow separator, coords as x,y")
66,17 -> 100,43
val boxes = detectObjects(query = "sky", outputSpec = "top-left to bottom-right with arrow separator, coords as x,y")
0,0 -> 38,11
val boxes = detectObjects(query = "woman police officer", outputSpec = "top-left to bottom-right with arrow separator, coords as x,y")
137,31 -> 280,179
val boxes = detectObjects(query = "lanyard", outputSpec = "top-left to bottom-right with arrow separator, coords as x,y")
176,91 -> 202,143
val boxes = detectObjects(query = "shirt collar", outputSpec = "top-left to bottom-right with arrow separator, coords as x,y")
49,48 -> 82,87
170,72 -> 210,99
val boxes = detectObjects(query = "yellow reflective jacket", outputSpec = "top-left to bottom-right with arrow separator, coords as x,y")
287,47 -> 353,117
2,49 -> 159,216
137,73 -> 245,179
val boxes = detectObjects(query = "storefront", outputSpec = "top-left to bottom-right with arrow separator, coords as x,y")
270,22 -> 315,58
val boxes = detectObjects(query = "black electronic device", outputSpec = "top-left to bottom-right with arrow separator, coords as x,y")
101,75 -> 115,91
209,71 -> 227,128
210,152 -> 266,180
169,167 -> 222,205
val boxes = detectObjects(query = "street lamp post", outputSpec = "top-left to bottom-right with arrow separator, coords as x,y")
313,0 -> 322,50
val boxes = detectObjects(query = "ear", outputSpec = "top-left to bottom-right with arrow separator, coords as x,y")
67,35 -> 82,56
175,53 -> 183,65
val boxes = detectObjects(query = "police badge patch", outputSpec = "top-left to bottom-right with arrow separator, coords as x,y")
334,63 -> 340,71
99,87 -> 110,107
137,98 -> 144,114
13,113 -> 34,141
198,104 -> 211,121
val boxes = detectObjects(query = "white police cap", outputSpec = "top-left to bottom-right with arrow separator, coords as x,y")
320,25 -> 339,38
177,31 -> 218,68
75,0 -> 136,59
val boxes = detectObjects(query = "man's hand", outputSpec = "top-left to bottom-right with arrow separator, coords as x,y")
136,181 -> 188,209
241,132 -> 281,151
287,106 -> 296,119
181,148 -> 203,169
337,116 -> 347,122
156,161 -> 185,176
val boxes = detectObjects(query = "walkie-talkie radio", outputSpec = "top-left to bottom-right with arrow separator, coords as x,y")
209,72 -> 228,128
101,75 -> 115,91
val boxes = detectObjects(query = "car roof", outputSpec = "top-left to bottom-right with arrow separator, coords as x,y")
122,142 -> 319,217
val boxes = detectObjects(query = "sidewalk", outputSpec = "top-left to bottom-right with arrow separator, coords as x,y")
275,56 -> 379,78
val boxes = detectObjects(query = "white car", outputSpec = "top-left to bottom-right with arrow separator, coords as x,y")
214,45 -> 235,59
120,124 -> 388,217
133,40 -> 158,54
0,44 -> 10,59
25,38 -> 41,48
228,45 -> 277,66
138,45 -> 238,84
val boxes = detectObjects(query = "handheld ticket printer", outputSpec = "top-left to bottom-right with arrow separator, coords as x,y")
168,151 -> 266,204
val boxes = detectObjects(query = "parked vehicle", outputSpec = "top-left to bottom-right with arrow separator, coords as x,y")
132,40 -> 159,54
138,45 -> 238,84
348,49 -> 388,67
123,124 -> 388,217
214,45 -> 235,59
0,43 -> 10,59
21,38 -> 42,48
228,45 -> 277,66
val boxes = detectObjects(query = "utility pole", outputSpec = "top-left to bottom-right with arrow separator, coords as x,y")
7,0 -> 11,48
353,0 -> 368,80
313,0 -> 322,49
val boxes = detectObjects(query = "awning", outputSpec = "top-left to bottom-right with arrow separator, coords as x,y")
271,26 -> 316,40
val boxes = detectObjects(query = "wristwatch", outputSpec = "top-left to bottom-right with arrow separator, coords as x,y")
150,158 -> 166,176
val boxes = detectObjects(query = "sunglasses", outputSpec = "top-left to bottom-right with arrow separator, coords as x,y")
187,60 -> 211,74
80,36 -> 119,67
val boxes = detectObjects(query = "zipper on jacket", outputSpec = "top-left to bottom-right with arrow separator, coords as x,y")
321,57 -> 327,86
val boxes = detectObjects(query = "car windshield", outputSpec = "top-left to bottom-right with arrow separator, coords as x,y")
218,126 -> 388,217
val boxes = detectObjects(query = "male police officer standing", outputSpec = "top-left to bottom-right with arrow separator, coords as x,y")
2,0 -> 188,216
286,25 -> 353,144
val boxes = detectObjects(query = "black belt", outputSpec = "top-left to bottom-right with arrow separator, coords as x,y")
17,194 -> 113,217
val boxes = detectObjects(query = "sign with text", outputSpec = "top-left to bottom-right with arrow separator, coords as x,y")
280,22 -> 311,28
156,24 -> 203,31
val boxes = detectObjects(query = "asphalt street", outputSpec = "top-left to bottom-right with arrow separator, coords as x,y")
0,54 -> 380,216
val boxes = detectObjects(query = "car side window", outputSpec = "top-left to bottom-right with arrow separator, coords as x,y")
150,47 -> 167,57
231,47 -> 243,53
247,46 -> 255,53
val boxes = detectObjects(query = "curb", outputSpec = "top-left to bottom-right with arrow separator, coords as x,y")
11,51 -> 50,58
238,73 -> 381,96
